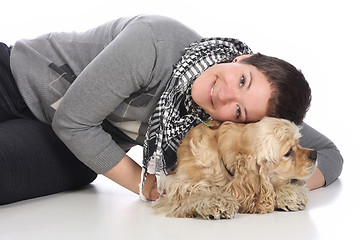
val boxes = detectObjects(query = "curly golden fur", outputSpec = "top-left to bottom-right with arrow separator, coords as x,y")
153,117 -> 317,219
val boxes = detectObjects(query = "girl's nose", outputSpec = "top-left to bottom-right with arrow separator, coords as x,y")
217,84 -> 237,104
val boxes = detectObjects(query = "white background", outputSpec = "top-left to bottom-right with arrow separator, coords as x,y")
1,0 -> 359,239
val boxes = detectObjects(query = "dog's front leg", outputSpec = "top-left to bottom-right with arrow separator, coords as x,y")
190,190 -> 239,220
275,180 -> 309,211
154,187 -> 239,219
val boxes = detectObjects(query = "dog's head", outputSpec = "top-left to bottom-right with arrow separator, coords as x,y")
219,116 -> 317,190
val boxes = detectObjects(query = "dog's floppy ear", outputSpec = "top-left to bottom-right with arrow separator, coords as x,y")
218,121 -> 275,213
256,161 -> 276,213
225,154 -> 276,214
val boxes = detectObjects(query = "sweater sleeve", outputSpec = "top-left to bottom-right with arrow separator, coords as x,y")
299,122 -> 343,186
52,20 -> 157,174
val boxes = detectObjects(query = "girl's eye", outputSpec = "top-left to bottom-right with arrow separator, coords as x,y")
236,105 -> 241,119
240,76 -> 246,87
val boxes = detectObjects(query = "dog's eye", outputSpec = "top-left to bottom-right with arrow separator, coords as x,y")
284,149 -> 293,158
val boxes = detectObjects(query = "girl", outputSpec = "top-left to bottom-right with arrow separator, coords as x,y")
0,15 -> 342,204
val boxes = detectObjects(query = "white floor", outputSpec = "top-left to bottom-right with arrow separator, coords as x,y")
1,1 -> 359,239
0,145 -> 356,240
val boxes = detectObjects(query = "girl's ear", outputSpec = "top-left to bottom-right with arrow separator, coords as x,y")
233,54 -> 254,63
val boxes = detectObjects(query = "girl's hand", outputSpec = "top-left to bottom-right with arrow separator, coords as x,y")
141,174 -> 160,201
103,155 -> 160,200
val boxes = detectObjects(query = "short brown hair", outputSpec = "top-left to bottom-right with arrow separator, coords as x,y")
240,53 -> 311,125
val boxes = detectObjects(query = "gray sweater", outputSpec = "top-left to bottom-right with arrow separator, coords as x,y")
10,15 -> 343,186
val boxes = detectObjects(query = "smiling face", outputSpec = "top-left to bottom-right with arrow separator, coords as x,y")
191,57 -> 273,123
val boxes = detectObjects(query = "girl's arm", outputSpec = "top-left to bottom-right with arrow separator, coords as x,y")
300,122 -> 343,190
103,155 -> 159,200
52,20 -> 157,175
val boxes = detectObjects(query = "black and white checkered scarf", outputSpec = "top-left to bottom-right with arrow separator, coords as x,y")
140,37 -> 252,198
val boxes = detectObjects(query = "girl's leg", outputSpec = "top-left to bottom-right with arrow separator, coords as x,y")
0,119 -> 97,205
1,42 -> 96,205
0,42 -> 34,122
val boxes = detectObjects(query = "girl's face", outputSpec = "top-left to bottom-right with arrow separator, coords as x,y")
191,56 -> 272,123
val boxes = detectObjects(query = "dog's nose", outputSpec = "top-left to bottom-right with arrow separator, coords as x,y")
309,150 -> 317,162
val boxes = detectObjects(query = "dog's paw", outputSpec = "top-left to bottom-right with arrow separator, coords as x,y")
195,195 -> 239,220
275,198 -> 306,211
275,183 -> 308,212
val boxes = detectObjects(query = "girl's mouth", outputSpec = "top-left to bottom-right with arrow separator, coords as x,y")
210,80 -> 216,107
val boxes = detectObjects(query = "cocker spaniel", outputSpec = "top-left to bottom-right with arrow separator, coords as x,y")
153,117 -> 317,219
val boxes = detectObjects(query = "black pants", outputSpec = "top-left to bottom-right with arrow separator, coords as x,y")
0,43 -> 97,205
